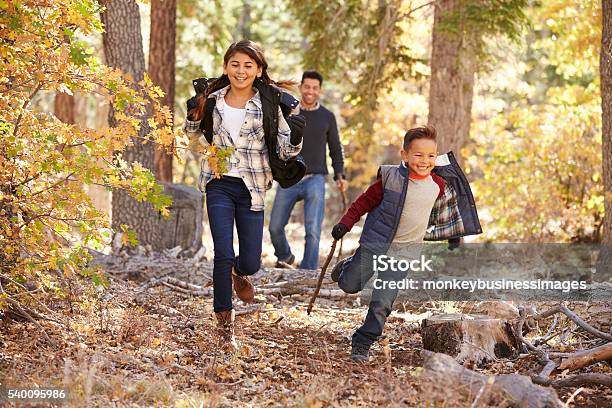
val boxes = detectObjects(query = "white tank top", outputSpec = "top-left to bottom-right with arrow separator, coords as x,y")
222,104 -> 246,178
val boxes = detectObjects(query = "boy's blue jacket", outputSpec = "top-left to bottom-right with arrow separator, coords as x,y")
339,151 -> 482,252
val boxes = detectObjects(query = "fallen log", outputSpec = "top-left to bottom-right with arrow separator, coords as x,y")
548,373 -> 612,388
558,342 -> 612,372
140,276 -> 213,296
92,252 -> 213,283
421,313 -> 519,365
258,286 -> 357,299
421,350 -> 563,408
139,276 -> 357,300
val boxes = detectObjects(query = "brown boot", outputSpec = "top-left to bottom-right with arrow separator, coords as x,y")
215,310 -> 238,351
232,271 -> 255,303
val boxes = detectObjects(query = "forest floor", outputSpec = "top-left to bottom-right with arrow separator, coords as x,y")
2,229 -> 612,407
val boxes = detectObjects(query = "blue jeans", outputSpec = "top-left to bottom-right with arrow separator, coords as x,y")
206,177 -> 264,312
337,246 -> 406,348
269,174 -> 326,270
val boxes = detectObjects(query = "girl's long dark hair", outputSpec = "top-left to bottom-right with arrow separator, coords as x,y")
189,40 -> 294,121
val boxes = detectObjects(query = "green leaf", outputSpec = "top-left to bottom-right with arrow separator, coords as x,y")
70,42 -> 92,66
106,80 -> 118,92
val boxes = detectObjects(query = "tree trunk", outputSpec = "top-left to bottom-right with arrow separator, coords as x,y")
149,0 -> 176,183
54,92 -> 75,124
602,0 -> 612,243
101,0 -> 161,250
599,0 -> 612,272
237,0 -> 252,39
427,0 -> 477,162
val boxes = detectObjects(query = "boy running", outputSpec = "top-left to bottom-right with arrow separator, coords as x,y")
330,125 -> 482,361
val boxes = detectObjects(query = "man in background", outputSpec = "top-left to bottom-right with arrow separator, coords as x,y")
269,70 -> 347,270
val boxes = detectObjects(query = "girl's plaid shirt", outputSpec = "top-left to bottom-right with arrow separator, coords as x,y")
184,85 -> 302,211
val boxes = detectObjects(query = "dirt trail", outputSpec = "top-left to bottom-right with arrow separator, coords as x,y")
1,257 -> 610,407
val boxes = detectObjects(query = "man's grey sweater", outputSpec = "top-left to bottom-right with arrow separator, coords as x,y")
299,104 -> 344,179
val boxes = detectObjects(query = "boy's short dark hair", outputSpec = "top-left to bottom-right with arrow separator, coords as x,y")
301,70 -> 323,86
403,125 -> 437,150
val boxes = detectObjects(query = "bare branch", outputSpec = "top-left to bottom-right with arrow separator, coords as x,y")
533,303 -> 612,342
558,342 -> 612,372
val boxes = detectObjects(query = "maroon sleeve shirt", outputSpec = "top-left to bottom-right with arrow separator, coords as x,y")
338,172 -> 446,230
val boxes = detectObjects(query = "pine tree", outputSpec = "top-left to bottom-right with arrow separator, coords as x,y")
149,0 -> 177,182
101,0 -> 162,250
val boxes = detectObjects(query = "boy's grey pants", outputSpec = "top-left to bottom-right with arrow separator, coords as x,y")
337,246 -> 407,347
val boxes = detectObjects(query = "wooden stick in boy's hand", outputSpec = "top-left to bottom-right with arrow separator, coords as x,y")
337,189 -> 348,262
307,239 -> 338,315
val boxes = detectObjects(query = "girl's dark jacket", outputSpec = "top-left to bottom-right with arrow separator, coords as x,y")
339,151 -> 482,252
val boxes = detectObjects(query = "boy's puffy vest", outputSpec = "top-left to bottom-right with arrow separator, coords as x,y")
360,152 -> 481,252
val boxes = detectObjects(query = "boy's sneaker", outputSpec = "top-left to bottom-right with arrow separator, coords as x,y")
330,257 -> 349,282
351,343 -> 370,362
275,254 -> 295,269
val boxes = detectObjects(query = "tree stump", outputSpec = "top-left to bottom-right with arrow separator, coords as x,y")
421,313 -> 519,365
157,183 -> 203,255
